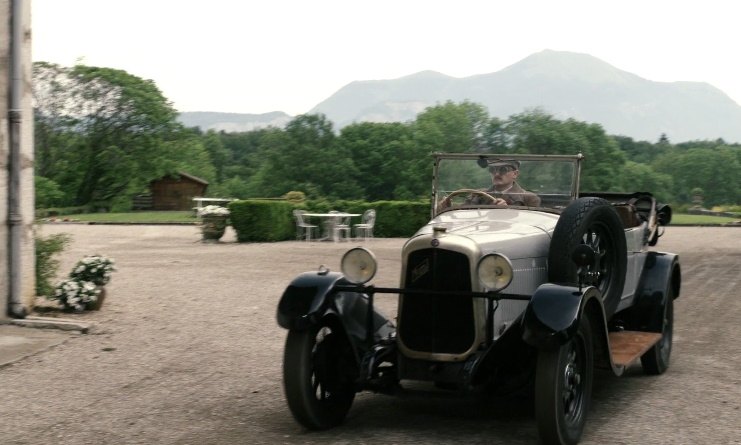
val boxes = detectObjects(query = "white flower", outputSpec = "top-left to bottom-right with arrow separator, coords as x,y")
69,255 -> 116,286
50,278 -> 100,311
198,205 -> 230,217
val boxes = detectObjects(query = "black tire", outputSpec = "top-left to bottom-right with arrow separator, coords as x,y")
535,312 -> 594,445
283,318 -> 358,430
549,197 -> 627,318
640,291 -> 674,375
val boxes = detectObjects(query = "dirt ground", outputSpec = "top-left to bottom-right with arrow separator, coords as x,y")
1,224 -> 739,445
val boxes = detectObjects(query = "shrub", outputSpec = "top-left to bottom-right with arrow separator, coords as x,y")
35,232 -> 72,296
283,191 -> 306,203
229,200 -> 294,242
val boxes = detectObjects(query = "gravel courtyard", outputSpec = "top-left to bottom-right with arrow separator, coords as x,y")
1,224 -> 739,445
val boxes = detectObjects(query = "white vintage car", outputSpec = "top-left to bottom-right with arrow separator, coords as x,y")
277,153 -> 680,445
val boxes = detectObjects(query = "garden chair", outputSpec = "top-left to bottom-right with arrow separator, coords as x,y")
293,210 -> 318,241
329,211 -> 352,242
354,209 -> 376,241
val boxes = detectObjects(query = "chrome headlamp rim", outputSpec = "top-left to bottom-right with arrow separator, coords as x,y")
477,253 -> 513,291
340,247 -> 378,284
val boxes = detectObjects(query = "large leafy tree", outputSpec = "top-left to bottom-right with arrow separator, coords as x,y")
413,100 -> 492,153
503,109 -> 625,191
618,161 -> 674,202
33,62 -> 190,207
249,114 -> 362,199
653,145 -> 740,206
338,122 -> 427,200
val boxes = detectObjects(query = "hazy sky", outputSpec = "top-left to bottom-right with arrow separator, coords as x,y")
31,0 -> 741,115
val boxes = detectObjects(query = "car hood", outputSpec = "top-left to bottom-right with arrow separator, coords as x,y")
409,208 -> 561,259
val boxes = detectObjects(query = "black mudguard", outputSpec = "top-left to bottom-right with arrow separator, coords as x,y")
623,252 -> 681,332
276,271 -> 394,360
522,284 -> 607,350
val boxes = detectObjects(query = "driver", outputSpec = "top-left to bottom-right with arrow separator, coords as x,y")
469,159 -> 541,207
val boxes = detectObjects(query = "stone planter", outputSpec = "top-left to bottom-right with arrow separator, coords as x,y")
86,286 -> 106,311
201,215 -> 228,242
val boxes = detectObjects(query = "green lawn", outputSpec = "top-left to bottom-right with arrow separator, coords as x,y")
670,213 -> 739,225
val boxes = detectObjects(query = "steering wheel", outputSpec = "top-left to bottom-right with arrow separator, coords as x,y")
440,189 -> 502,208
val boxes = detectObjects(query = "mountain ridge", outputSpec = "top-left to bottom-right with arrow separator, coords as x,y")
179,50 -> 741,142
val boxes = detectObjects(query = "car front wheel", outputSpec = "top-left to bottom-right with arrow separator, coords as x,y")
283,318 -> 358,429
535,312 -> 594,445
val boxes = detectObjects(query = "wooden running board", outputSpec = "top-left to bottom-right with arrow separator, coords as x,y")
608,331 -> 663,367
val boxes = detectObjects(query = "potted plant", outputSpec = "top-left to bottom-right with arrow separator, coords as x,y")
198,205 -> 230,242
50,278 -> 101,312
69,254 -> 116,286
65,254 -> 116,310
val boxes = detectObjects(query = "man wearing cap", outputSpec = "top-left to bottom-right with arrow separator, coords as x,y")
472,159 -> 541,207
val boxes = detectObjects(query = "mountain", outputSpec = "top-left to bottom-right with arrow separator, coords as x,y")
310,50 -> 741,142
177,111 -> 291,132
178,50 -> 741,143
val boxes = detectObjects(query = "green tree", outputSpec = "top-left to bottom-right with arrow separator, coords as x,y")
251,114 -> 362,199
653,146 -> 740,206
33,62 -> 188,206
338,121 -> 426,200
34,176 -> 65,208
413,101 -> 492,153
201,130 -> 230,182
617,161 -> 674,202
504,109 -> 625,191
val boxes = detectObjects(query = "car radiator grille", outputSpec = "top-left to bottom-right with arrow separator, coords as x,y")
399,248 -> 475,354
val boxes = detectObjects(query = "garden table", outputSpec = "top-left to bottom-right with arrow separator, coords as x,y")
302,213 -> 360,241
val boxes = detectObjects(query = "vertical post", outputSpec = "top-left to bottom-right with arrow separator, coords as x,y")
6,0 -> 27,318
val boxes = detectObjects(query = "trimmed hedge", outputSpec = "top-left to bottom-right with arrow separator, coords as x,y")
229,200 -> 295,242
229,198 -> 432,242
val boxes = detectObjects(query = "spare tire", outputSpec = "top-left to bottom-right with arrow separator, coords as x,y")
548,197 -> 627,318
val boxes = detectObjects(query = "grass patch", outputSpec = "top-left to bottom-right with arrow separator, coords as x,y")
671,213 -> 739,225
45,211 -> 197,224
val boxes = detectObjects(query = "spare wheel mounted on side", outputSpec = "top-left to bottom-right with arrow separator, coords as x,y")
548,197 -> 627,318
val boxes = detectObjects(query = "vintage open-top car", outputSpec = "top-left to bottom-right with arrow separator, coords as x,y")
277,153 -> 681,445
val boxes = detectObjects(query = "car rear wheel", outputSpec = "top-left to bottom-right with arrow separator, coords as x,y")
549,197 -> 627,318
535,312 -> 594,445
640,290 -> 674,375
283,318 -> 357,429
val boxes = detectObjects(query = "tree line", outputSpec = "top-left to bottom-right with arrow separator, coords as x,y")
33,63 -> 741,210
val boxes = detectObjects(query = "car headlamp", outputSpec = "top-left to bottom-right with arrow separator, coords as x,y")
477,253 -> 513,291
341,247 -> 377,284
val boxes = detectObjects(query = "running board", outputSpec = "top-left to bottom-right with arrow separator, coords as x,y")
608,331 -> 662,368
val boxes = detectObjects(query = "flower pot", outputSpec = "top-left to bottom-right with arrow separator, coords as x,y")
86,286 -> 106,311
201,215 -> 228,242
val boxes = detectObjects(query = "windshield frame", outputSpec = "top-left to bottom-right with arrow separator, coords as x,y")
431,153 -> 584,217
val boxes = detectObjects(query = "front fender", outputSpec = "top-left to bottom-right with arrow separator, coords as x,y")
276,271 -> 347,330
522,284 -> 604,349
276,271 -> 395,361
625,251 -> 681,332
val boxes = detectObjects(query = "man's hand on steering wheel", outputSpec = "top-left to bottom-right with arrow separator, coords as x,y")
440,189 -> 508,208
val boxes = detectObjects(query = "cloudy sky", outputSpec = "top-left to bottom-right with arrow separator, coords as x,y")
31,0 -> 741,115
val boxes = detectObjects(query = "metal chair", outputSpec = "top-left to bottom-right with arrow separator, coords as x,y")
293,210 -> 317,241
329,211 -> 351,242
353,209 -> 376,241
